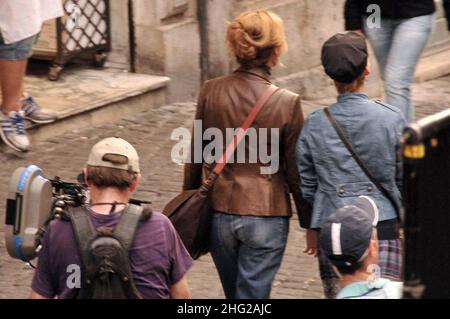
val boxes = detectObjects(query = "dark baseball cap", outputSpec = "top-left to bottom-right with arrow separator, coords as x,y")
319,196 -> 379,272
321,31 -> 368,84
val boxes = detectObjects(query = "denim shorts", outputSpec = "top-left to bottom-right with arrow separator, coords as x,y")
0,32 -> 37,61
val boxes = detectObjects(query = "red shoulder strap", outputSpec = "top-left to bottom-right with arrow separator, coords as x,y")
213,85 -> 279,175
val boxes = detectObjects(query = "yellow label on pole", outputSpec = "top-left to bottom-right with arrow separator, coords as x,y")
404,144 -> 426,159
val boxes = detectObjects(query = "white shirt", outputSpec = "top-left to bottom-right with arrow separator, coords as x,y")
0,0 -> 64,44
337,278 -> 403,299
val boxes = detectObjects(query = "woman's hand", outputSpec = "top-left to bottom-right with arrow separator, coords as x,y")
303,229 -> 318,257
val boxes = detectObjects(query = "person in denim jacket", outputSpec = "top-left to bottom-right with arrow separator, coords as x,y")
296,32 -> 406,299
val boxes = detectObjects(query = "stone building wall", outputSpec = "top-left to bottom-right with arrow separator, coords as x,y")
132,0 -> 201,102
107,0 -> 449,103
202,0 -> 450,101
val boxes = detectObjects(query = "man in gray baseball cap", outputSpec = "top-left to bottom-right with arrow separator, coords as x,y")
31,137 -> 193,299
319,196 -> 403,299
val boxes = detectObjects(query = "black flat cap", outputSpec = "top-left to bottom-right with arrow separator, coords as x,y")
321,32 -> 368,84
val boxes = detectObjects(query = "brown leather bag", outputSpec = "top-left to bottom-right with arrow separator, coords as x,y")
163,85 -> 279,259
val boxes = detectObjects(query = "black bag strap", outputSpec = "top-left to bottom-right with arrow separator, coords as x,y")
323,108 -> 400,216
70,207 -> 97,273
113,204 -> 144,252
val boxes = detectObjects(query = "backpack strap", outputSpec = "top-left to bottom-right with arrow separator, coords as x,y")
113,204 -> 144,252
70,207 -> 97,273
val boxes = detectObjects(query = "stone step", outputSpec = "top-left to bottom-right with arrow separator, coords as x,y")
1,66 -> 170,152
415,49 -> 450,83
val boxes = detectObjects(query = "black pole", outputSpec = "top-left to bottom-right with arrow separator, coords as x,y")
402,154 -> 425,299
197,0 -> 209,83
128,0 -> 136,73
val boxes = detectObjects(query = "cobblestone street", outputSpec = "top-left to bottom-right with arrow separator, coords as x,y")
0,75 -> 449,299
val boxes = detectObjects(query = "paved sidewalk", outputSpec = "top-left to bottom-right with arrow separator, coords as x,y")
0,101 -> 323,299
0,74 -> 449,299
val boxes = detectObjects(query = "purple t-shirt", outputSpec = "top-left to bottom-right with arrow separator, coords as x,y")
31,209 -> 193,299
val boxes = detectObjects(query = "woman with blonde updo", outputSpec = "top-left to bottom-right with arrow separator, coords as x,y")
226,10 -> 288,69
183,10 -> 313,299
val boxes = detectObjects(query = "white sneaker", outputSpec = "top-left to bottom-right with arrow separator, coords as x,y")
0,110 -> 30,152
21,96 -> 57,124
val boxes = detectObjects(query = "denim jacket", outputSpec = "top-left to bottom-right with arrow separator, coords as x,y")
296,93 -> 406,229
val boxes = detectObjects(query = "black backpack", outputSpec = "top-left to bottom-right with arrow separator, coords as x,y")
70,204 -> 149,299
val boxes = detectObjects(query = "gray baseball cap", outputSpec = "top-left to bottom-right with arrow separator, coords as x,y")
319,196 -> 379,272
87,137 -> 140,173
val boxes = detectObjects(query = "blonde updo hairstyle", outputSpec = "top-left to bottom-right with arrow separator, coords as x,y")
227,10 -> 288,68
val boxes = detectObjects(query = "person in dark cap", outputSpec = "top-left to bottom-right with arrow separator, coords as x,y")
296,31 -> 406,298
321,31 -> 369,90
320,196 -> 403,299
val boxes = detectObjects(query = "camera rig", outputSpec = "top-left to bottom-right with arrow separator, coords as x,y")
5,165 -> 151,264
4,166 -> 88,263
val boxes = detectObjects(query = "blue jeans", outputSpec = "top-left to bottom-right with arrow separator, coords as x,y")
210,213 -> 289,299
364,14 -> 435,121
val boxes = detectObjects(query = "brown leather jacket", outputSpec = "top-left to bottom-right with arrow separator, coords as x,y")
183,67 -> 312,228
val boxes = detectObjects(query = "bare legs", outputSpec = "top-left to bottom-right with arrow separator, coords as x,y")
0,59 -> 30,151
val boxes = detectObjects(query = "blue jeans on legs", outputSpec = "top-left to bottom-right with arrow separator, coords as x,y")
210,213 -> 289,299
364,14 -> 435,122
